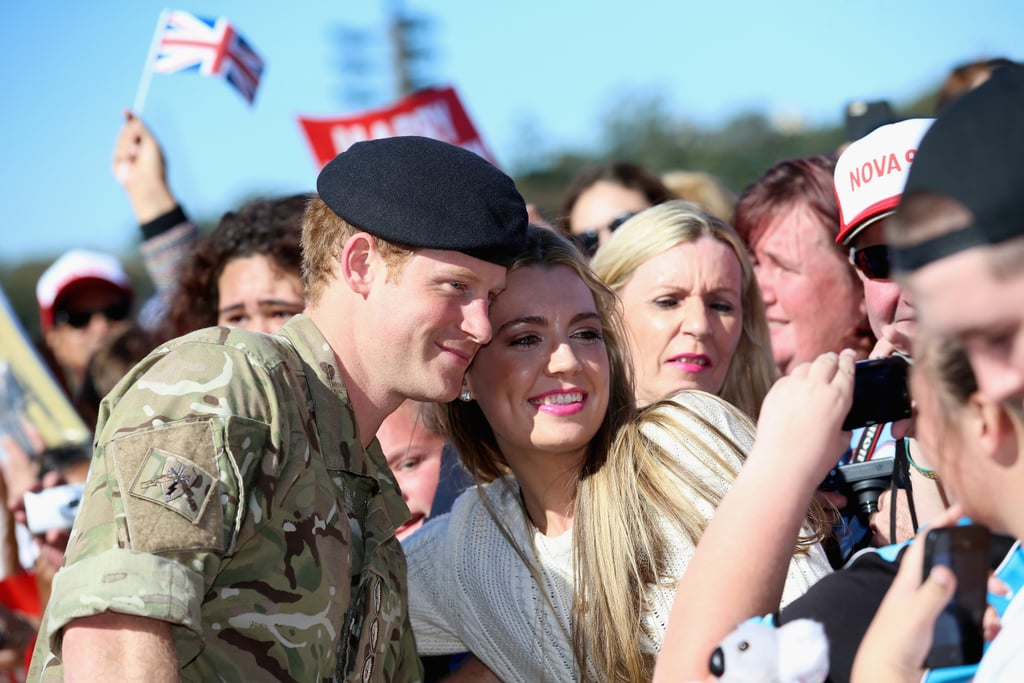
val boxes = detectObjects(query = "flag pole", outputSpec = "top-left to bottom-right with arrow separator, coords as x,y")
132,9 -> 168,114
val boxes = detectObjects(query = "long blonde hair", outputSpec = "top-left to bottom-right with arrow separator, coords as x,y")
591,200 -> 777,419
442,227 -> 822,681
574,391 -> 755,680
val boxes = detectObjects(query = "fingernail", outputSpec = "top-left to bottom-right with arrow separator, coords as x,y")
930,566 -> 953,587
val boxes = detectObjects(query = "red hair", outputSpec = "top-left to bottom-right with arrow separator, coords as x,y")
733,156 -> 839,249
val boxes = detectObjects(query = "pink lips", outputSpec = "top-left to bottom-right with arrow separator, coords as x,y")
528,389 -> 587,416
669,353 -> 712,374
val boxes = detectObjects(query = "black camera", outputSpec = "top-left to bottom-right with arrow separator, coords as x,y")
821,458 -> 895,518
842,356 -> 912,431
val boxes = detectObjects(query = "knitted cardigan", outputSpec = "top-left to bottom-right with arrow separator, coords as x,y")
405,391 -> 833,682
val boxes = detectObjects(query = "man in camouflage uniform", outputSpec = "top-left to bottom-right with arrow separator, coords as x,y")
29,136 -> 528,682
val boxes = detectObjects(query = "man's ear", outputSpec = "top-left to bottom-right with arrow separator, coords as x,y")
340,233 -> 378,296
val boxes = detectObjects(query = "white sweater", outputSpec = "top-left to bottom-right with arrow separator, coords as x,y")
405,391 -> 833,682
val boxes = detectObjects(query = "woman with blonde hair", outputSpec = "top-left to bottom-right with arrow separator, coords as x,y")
591,200 -> 776,419
660,170 -> 736,222
405,226 -> 833,682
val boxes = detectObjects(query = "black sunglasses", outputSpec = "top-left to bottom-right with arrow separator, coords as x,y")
54,300 -> 131,329
575,211 -> 636,257
851,244 -> 891,280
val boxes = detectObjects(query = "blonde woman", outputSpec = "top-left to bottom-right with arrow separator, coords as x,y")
405,227 -> 833,682
591,200 -> 776,418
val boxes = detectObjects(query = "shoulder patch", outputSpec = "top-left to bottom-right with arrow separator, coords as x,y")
130,448 -> 216,524
110,419 -> 226,554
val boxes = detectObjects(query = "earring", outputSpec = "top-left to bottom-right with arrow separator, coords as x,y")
459,389 -> 472,402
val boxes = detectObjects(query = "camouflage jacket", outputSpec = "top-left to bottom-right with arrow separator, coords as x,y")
29,315 -> 423,682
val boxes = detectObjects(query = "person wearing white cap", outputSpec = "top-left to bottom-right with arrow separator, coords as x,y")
834,118 -> 933,358
35,249 -> 134,397
833,119 -> 953,550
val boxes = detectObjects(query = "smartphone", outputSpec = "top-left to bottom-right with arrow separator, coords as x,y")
842,356 -> 912,430
24,483 -> 84,535
922,524 -> 991,669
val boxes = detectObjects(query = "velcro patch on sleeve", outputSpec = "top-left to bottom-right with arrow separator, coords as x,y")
130,448 -> 217,524
110,420 -> 226,554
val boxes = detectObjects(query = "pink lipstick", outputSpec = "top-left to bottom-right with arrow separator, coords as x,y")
528,389 -> 587,416
669,353 -> 712,374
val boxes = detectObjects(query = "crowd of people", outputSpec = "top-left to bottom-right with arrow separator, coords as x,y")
0,57 -> 1019,682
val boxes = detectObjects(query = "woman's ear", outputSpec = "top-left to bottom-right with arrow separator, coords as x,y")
972,395 -> 1017,468
340,233 -> 378,296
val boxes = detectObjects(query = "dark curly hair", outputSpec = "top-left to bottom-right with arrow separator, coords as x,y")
556,160 -> 675,234
161,193 -> 310,339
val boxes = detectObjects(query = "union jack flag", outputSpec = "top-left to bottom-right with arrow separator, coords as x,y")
152,10 -> 264,104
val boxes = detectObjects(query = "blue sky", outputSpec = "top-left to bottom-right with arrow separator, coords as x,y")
1,1 -> 1019,263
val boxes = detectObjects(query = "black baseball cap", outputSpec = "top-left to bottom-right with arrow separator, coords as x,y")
891,62 -> 1024,272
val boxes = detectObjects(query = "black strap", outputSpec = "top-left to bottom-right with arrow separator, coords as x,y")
890,438 -> 919,543
139,204 -> 189,240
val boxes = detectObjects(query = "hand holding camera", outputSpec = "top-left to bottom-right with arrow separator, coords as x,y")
820,355 -> 914,519
754,350 -> 858,488
842,355 -> 912,431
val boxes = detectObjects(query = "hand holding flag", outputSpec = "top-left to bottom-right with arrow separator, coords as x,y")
133,10 -> 265,112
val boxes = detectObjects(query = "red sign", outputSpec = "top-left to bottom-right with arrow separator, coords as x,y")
297,86 -> 497,169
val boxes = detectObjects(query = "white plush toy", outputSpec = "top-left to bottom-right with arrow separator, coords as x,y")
709,618 -> 829,683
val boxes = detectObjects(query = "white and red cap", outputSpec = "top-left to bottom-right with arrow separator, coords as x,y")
36,249 -> 133,330
834,118 -> 934,245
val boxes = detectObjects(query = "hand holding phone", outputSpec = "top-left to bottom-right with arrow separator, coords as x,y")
922,523 -> 991,669
23,483 -> 84,535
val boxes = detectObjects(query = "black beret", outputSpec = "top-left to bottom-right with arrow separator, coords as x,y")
316,136 -> 528,267
892,62 -> 1024,271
